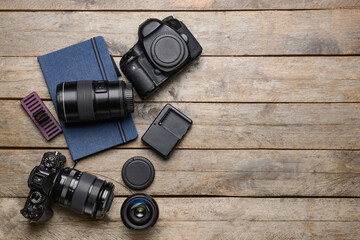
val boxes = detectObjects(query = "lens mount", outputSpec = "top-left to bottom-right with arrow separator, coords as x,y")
151,33 -> 185,68
123,82 -> 134,114
121,193 -> 159,230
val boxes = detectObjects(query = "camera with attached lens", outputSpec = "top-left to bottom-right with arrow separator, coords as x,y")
20,152 -> 115,221
120,16 -> 202,99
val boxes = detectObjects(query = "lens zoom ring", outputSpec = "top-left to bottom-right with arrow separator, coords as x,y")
77,80 -> 95,122
70,172 -> 96,213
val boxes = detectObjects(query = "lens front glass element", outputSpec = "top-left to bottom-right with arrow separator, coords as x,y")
128,200 -> 151,225
135,205 -> 145,218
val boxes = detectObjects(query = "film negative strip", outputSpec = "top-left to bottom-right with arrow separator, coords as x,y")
20,92 -> 62,141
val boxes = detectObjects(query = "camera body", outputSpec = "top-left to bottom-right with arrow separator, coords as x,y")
20,152 -> 65,221
120,16 -> 202,99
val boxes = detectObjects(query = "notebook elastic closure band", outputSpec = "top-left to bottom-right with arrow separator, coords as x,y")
91,37 -> 127,142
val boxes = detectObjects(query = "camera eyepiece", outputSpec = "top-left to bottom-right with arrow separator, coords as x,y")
121,193 -> 159,230
56,80 -> 134,123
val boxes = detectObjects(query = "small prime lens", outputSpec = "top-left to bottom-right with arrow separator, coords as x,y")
121,193 -> 159,230
56,80 -> 134,123
52,168 -> 115,218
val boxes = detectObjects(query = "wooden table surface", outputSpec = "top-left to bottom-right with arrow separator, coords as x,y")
1,1 -> 360,239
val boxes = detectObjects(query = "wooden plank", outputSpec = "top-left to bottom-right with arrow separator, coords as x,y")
1,197 -> 359,239
1,149 -> 359,197
1,10 -> 360,56
1,56 -> 360,102
0,100 -> 359,149
1,0 -> 359,10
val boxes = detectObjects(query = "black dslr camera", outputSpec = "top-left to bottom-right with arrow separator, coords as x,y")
20,152 -> 114,221
120,16 -> 202,99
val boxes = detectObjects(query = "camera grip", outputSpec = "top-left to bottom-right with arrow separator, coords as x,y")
121,59 -> 156,99
21,190 -> 53,221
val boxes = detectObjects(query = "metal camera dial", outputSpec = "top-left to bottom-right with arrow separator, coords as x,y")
30,191 -> 43,204
43,156 -> 56,168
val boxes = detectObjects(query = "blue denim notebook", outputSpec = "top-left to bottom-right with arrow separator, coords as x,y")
38,36 -> 138,161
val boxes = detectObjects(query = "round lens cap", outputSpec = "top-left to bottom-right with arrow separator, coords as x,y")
151,34 -> 185,68
122,157 -> 155,190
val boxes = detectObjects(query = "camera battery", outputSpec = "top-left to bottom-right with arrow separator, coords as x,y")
20,92 -> 62,141
142,104 -> 192,158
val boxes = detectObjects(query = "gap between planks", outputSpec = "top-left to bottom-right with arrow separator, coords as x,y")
1,195 -> 360,199
3,98 -> 360,104
0,8 -> 359,12
2,54 -> 360,58
1,146 -> 360,151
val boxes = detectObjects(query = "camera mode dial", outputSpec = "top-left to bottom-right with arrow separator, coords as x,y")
43,156 -> 56,168
30,191 -> 44,204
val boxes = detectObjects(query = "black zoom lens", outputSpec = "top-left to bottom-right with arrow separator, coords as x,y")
121,193 -> 159,230
52,168 -> 115,218
56,80 -> 134,123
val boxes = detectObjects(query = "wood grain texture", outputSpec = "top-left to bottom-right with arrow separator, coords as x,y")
1,198 -> 359,240
1,0 -> 360,10
1,56 -> 360,102
1,10 -> 360,56
0,2 -> 359,239
1,100 -> 359,149
1,149 -> 359,197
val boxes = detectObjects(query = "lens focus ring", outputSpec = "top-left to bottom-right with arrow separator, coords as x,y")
70,172 -> 96,213
76,80 -> 96,122
84,178 -> 104,216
